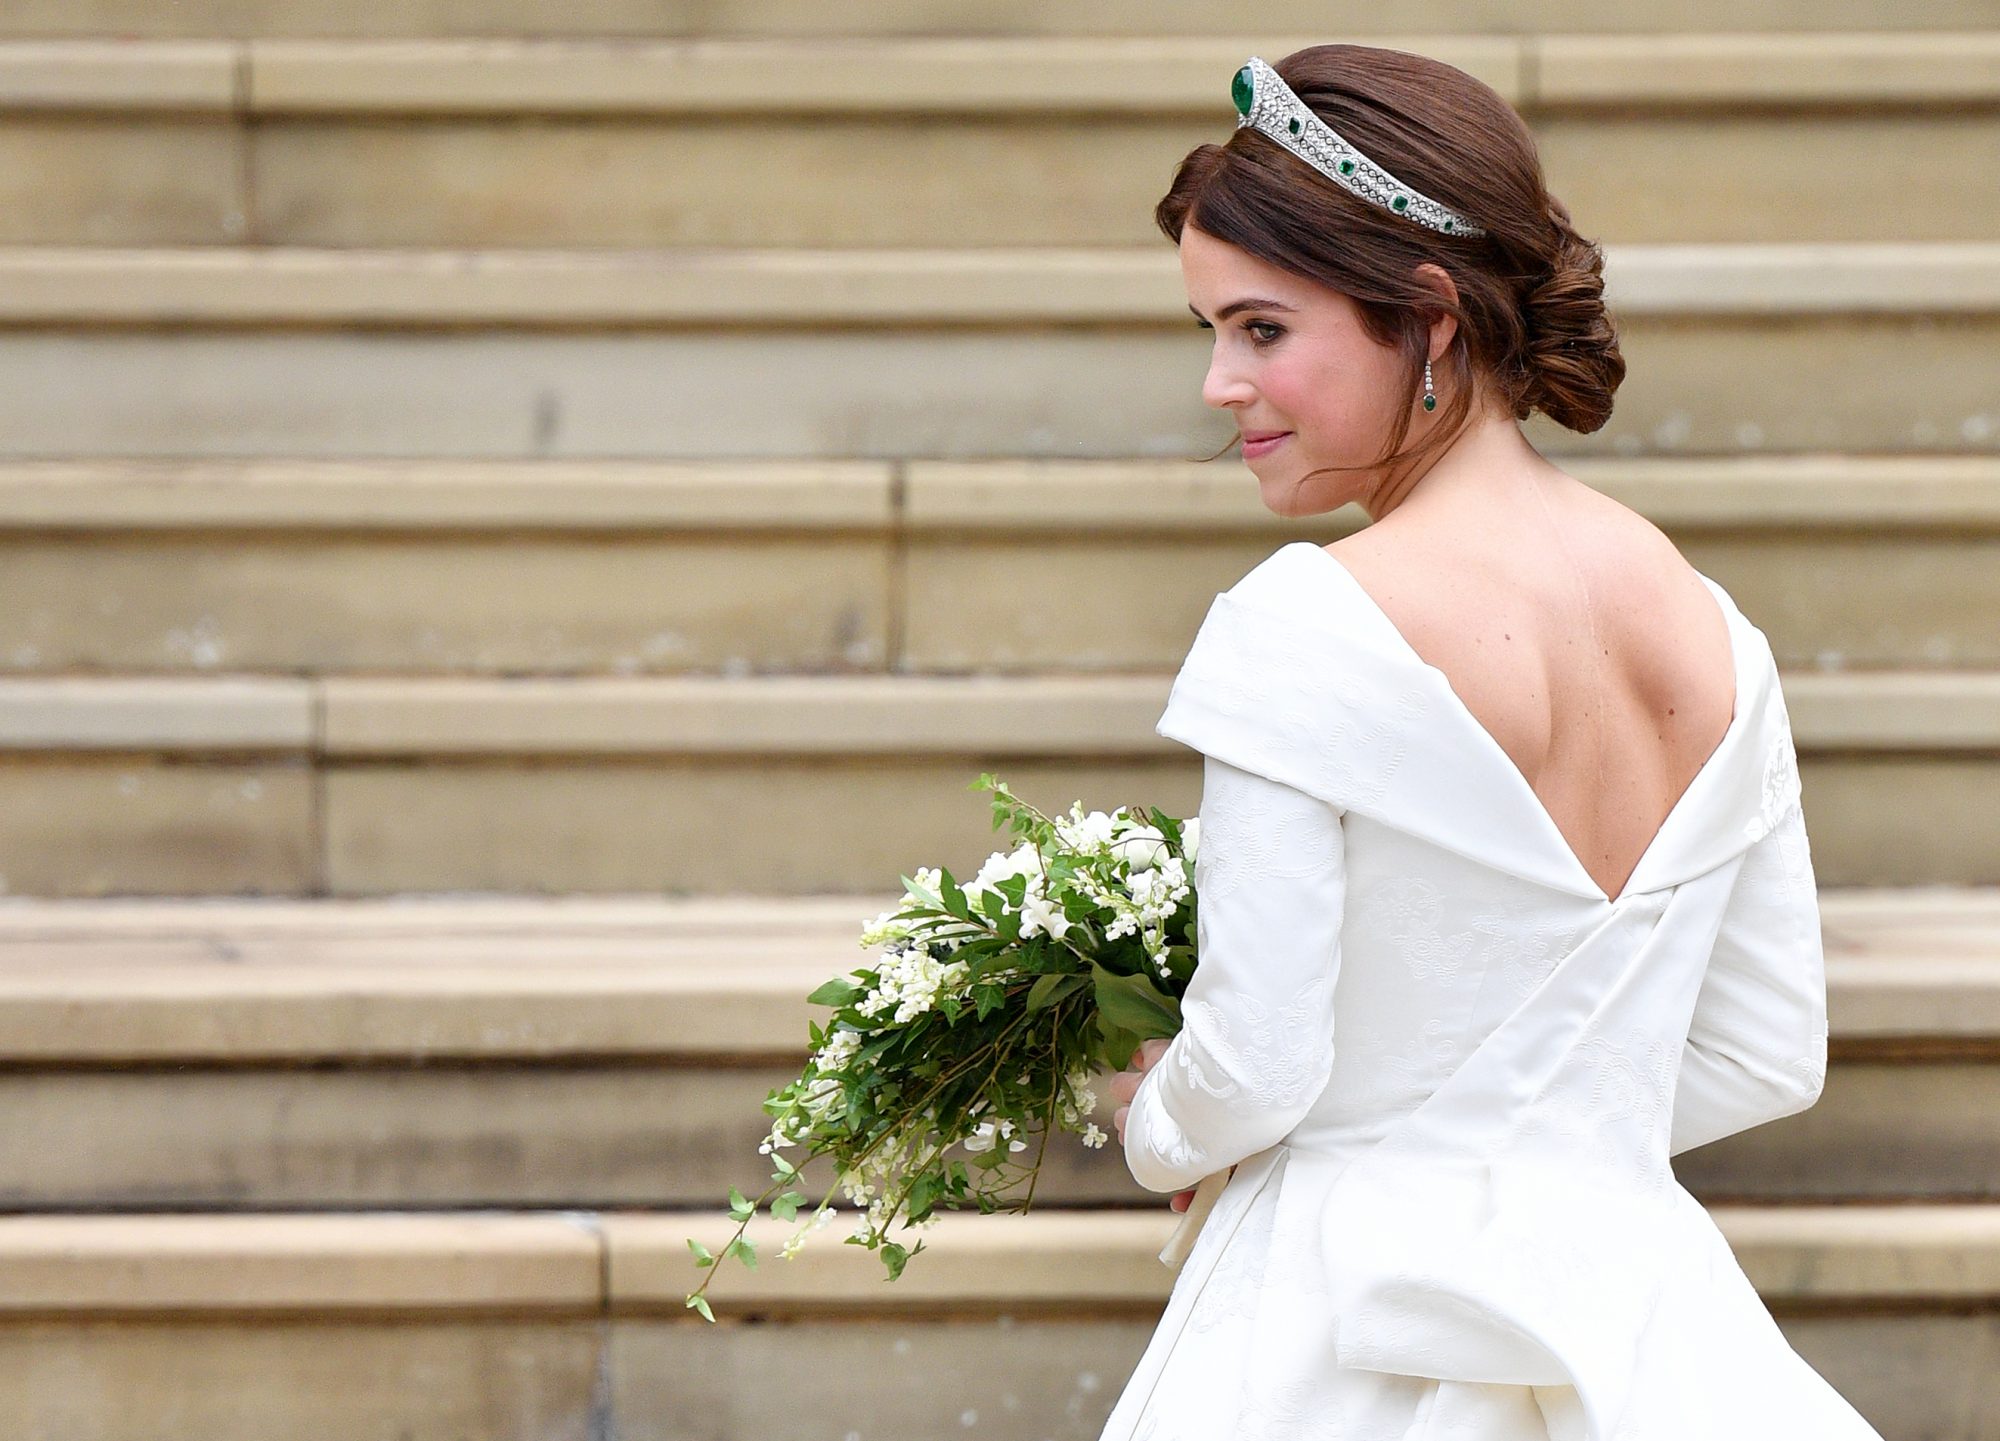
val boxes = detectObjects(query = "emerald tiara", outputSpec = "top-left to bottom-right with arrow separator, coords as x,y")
1231,56 -> 1487,239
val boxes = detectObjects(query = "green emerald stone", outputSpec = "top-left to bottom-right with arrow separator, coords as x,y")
1391,195 -> 1408,211
1232,66 -> 1254,116
1337,159 -> 1356,175
1288,116 -> 1302,135
1442,219 -> 1455,231
1423,395 -> 1437,412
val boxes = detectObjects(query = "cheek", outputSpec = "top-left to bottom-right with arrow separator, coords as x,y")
1259,353 -> 1354,433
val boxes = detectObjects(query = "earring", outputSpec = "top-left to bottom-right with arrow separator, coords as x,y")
1423,359 -> 1436,413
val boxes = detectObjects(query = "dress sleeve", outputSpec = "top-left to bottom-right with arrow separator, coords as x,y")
1121,752 -> 1347,1194
1668,792 -> 1829,1156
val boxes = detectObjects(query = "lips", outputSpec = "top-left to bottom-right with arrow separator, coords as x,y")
1240,430 -> 1291,457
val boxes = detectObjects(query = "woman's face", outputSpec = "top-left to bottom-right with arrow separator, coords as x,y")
1179,222 -> 1440,519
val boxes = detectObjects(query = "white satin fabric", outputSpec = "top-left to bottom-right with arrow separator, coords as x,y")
1102,542 -> 1882,1441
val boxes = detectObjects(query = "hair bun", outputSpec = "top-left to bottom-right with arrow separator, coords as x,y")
1521,207 -> 1626,434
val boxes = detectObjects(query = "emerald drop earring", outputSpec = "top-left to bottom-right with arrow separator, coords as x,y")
1423,359 -> 1436,413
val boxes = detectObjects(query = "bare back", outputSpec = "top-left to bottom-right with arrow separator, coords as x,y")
1326,478 -> 1737,903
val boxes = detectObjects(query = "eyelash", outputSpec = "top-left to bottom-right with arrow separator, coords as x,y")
1195,319 -> 1284,346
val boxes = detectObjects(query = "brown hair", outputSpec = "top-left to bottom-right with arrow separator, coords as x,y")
1158,44 -> 1625,479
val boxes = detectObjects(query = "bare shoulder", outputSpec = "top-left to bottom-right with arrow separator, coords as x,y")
1321,476 -> 1727,703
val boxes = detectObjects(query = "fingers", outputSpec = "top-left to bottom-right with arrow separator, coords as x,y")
1170,1189 -> 1193,1213
1112,1103 -> 1128,1143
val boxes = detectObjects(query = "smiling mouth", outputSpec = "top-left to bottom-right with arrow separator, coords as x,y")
1241,432 -> 1291,454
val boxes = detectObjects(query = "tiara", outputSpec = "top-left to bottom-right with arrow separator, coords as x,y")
1231,56 -> 1486,238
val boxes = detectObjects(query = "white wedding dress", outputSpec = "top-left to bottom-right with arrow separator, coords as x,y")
1101,541 -> 1885,1441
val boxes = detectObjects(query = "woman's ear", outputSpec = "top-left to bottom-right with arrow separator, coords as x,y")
1413,262 -> 1461,360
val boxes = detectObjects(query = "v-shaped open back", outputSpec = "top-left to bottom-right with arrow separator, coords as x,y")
1292,541 -> 1745,906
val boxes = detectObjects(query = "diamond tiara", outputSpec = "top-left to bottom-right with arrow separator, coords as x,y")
1231,56 -> 1486,238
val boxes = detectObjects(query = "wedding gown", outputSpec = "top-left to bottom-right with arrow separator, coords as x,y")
1101,541 -> 1885,1441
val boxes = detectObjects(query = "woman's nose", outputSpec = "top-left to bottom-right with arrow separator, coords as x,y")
1202,353 -> 1252,411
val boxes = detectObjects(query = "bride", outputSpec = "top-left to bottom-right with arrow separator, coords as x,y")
1098,45 -> 1885,1441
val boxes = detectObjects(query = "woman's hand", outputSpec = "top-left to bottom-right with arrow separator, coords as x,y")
1107,1038 -> 1200,1214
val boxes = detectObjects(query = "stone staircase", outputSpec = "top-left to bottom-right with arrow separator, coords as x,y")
0,9 -> 1996,1439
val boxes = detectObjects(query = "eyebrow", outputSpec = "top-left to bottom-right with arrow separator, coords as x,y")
1188,297 -> 1298,322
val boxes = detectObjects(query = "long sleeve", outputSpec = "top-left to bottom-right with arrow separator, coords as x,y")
1668,793 -> 1829,1156
1123,753 -> 1347,1194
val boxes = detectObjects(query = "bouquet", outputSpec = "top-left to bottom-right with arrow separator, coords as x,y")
683,773 -> 1221,1323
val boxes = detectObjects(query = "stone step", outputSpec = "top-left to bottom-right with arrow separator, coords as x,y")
2,672 -> 1998,895
3,36 -> 1996,245
0,894 -> 1992,1207
1,455 -> 1995,676
0,245 -> 1993,457
0,1203 -> 1991,1438
0,6 -> 1987,39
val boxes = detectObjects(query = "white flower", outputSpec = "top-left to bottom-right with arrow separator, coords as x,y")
1054,803 -> 1117,852
856,945 -> 971,1025
964,842 -> 1044,902
1111,823 -> 1170,871
858,907 -> 915,947
965,1118 -> 1030,1154
1018,891 -> 1072,941
1181,817 -> 1200,863
1081,1123 -> 1108,1149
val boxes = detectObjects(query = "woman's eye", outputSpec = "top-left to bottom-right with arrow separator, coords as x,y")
1247,321 -> 1283,344
1193,319 -> 1213,331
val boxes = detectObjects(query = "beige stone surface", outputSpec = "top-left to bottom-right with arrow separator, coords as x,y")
0,119 -> 241,244
1673,1060 -> 2000,1201
0,41 -> 235,109
0,315 -> 1991,458
0,1052 -> 1990,1210
324,757 -> 1200,893
1538,31 -> 2000,104
235,116 -> 2000,246
0,533 -> 892,674
0,1213 -> 601,1311
0,0 -> 1991,38
244,35 -> 1510,114
903,528 -> 2000,672
4,245 -> 1997,324
0,678 -> 310,750
0,1318 -> 603,1441
319,673 -> 1172,755
1800,757 -> 2000,887
0,457 -> 893,528
0,760 -> 313,895
1543,112 -> 2000,243
1783,1313 -> 2000,1438
615,1312 -> 1153,1441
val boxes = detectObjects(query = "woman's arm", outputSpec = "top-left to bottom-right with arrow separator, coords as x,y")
1668,794 -> 1829,1156
1120,753 -> 1347,1194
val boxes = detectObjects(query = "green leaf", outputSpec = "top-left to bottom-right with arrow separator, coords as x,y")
1090,962 -> 1182,1041
770,1153 -> 797,1178
685,1292 -> 715,1323
1024,971 -> 1068,1013
727,1185 -> 754,1221
771,1190 -> 805,1222
807,976 -> 866,1008
686,1237 -> 714,1267
881,1240 -> 910,1281
725,1235 -> 759,1270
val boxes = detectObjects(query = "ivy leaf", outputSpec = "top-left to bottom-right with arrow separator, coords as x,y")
686,1237 -> 714,1268
771,1190 -> 805,1222
881,1240 -> 911,1281
727,1186 -> 754,1221
1090,962 -> 1182,1041
685,1292 -> 716,1323
725,1235 -> 759,1270
807,976 -> 865,1008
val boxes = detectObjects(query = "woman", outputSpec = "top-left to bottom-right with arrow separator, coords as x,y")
1097,45 -> 1885,1441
